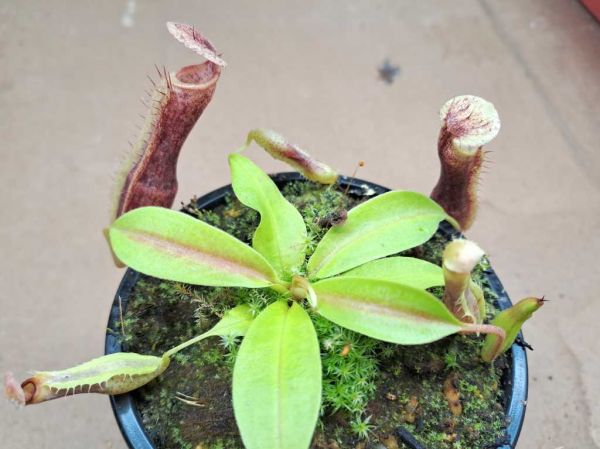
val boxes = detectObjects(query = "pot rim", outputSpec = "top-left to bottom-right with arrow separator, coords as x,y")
105,172 -> 528,449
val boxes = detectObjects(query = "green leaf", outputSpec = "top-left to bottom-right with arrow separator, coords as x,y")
109,206 -> 280,288
206,304 -> 254,337
164,304 -> 254,357
307,191 -> 450,279
313,277 -> 465,344
233,301 -> 321,449
229,154 -> 307,278
340,256 -> 444,290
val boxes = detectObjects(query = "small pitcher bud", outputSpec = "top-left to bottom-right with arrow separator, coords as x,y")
4,353 -> 169,406
430,95 -> 500,230
481,297 -> 545,362
288,275 -> 318,308
244,129 -> 338,184
442,239 -> 486,324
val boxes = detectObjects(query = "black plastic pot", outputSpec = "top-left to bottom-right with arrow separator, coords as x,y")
105,173 -> 528,449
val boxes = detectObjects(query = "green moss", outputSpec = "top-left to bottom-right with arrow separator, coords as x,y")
313,313 -> 379,419
122,180 -> 508,449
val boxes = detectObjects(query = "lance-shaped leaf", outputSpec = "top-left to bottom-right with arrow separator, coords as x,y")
313,277 -> 465,344
165,304 -> 254,357
340,256 -> 444,290
308,191 -> 452,279
109,206 -> 280,288
233,301 -> 321,449
229,154 -> 307,278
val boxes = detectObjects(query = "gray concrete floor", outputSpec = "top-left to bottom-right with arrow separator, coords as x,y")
1,1 -> 599,448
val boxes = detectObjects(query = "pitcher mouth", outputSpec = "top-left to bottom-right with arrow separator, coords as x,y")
167,21 -> 225,90
20,379 -> 36,404
440,95 -> 501,155
174,62 -> 221,89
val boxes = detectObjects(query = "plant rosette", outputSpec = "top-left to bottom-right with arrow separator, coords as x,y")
4,22 -> 543,449
104,173 -> 530,449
